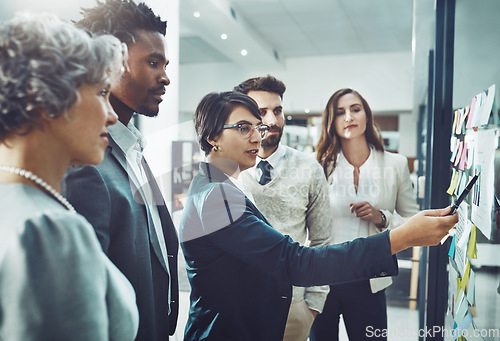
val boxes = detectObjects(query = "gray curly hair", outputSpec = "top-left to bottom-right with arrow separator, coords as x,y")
0,13 -> 126,141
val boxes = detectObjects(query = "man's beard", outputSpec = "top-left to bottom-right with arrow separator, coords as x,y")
261,125 -> 283,148
136,104 -> 159,118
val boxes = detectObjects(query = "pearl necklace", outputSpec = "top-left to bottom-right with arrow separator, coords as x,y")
0,165 -> 75,212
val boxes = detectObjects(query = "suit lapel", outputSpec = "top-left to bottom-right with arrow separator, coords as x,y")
141,157 -> 173,273
108,136 -> 170,273
201,162 -> 272,228
108,137 -> 128,174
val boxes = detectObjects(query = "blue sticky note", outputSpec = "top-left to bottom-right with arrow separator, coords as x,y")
448,234 -> 456,258
457,310 -> 473,336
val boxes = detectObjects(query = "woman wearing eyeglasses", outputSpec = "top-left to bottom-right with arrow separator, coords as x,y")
179,91 -> 457,340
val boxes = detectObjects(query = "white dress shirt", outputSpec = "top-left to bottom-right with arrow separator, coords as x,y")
109,121 -> 171,311
247,143 -> 286,183
228,175 -> 256,205
328,148 -> 377,243
327,147 -> 419,293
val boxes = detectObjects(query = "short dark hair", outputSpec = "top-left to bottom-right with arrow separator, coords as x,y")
233,75 -> 286,99
195,92 -> 261,155
75,0 -> 166,46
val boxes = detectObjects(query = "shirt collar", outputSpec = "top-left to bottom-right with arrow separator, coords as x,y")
109,120 -> 147,154
337,145 -> 374,169
255,143 -> 285,169
229,172 -> 256,205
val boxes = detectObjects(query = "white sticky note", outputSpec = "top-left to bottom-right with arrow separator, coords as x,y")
478,84 -> 495,126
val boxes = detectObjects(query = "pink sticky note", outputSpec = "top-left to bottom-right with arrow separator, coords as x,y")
455,108 -> 463,134
466,143 -> 473,169
466,96 -> 477,128
454,141 -> 463,167
458,143 -> 467,171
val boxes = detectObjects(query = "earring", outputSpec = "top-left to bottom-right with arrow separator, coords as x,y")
213,146 -> 219,152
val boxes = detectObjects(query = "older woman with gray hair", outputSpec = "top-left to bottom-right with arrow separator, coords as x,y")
0,13 -> 138,340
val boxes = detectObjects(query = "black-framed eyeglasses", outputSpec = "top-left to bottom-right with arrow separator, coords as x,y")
223,123 -> 270,139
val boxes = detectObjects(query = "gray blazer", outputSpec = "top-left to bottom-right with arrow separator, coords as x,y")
0,183 -> 138,340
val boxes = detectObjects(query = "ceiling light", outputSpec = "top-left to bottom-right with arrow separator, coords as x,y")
304,108 -> 310,113
193,11 -> 200,18
221,33 -> 228,40
240,49 -> 248,56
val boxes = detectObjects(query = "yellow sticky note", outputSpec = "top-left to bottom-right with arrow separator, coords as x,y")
452,109 -> 458,132
461,260 -> 470,292
447,169 -> 459,195
467,224 -> 477,259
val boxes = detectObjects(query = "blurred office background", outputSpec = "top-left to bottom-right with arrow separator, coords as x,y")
1,0 -> 499,340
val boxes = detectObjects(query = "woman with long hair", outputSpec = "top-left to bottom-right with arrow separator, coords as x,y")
311,88 -> 419,340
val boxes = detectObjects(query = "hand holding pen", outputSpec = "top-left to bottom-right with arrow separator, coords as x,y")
440,173 -> 479,244
448,173 -> 480,215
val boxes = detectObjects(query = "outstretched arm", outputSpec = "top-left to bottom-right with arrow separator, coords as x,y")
389,206 -> 457,254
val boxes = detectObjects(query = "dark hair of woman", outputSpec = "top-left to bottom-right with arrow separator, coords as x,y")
194,91 -> 261,155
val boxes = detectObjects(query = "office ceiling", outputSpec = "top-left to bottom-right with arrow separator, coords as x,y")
0,0 -> 413,68
179,0 -> 413,67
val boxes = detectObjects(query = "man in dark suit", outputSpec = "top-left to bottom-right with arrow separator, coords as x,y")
61,1 -> 178,340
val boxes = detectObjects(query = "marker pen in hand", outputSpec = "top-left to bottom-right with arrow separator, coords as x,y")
448,173 -> 479,215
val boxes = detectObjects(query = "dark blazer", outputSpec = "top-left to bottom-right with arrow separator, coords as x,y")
180,163 -> 398,341
62,135 -> 179,341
